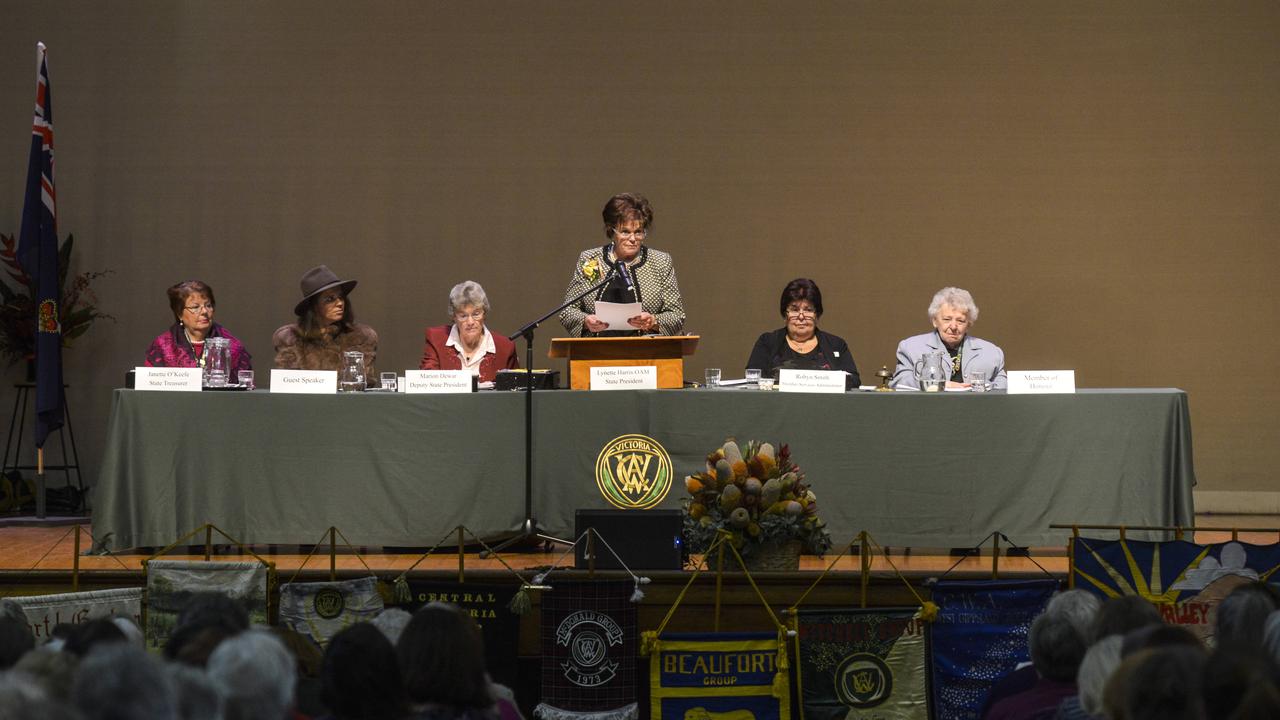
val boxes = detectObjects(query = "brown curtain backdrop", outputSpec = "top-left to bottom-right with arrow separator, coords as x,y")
1,1 -> 1276,501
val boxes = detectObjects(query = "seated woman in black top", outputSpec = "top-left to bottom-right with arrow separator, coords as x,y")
745,278 -> 860,385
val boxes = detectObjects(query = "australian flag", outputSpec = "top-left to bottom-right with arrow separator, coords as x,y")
18,43 -> 63,449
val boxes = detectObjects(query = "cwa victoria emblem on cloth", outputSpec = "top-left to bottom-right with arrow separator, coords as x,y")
555,609 -> 625,687
594,433 -> 672,510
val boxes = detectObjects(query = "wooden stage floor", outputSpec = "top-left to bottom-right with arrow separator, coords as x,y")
2,516 -> 1277,582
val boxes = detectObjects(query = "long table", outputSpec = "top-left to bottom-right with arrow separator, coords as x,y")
93,388 -> 1196,551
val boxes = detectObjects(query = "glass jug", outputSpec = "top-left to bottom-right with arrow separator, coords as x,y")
339,350 -> 366,392
916,349 -> 948,392
204,337 -> 231,387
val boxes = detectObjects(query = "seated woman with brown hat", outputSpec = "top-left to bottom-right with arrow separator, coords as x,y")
272,265 -> 378,377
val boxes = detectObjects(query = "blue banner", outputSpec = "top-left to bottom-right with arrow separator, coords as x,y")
650,632 -> 789,720
1072,537 -> 1280,645
929,579 -> 1057,720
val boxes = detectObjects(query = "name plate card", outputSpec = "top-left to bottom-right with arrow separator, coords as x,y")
590,366 -> 657,390
270,369 -> 337,394
778,369 -> 846,393
404,369 -> 473,394
133,367 -> 202,392
1007,370 -> 1076,394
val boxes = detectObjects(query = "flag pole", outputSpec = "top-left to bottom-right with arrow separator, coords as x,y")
35,447 -> 46,518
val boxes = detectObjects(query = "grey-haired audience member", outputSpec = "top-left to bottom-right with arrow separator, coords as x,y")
169,663 -> 225,720
0,599 -> 26,627
72,643 -> 178,720
206,628 -> 297,720
371,607 -> 413,645
1045,590 -> 1102,639
13,645 -> 79,702
1214,581 -> 1280,652
111,616 -> 145,646
1065,634 -> 1124,718
0,669 -> 84,720
62,618 -> 127,658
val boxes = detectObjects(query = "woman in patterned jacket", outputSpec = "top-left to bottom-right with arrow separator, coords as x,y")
559,192 -> 686,337
144,280 -> 252,373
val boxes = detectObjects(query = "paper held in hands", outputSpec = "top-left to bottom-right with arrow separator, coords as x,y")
594,301 -> 644,330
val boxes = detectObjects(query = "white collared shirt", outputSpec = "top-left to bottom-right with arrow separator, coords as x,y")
446,324 -> 496,376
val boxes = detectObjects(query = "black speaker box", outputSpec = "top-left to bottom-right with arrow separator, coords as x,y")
574,509 -> 684,570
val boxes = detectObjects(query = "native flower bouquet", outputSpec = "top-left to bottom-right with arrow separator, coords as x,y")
682,439 -> 833,560
0,233 -> 112,368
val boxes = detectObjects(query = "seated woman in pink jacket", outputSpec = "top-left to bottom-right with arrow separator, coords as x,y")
420,280 -> 519,383
144,280 -> 252,373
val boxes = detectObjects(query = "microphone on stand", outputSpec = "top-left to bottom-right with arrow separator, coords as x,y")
612,243 -> 636,299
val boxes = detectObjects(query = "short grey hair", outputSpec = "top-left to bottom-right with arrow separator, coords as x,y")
928,287 -> 979,323
371,608 -> 412,646
447,280 -> 491,319
1046,589 -> 1102,639
206,629 -> 296,720
72,644 -> 178,720
1077,634 -> 1123,715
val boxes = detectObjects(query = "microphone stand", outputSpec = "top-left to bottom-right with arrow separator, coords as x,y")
482,268 -> 617,555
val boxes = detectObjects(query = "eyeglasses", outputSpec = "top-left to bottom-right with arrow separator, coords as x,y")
614,229 -> 647,240
319,293 -> 345,305
454,310 -> 485,322
184,303 -> 214,313
785,307 -> 817,318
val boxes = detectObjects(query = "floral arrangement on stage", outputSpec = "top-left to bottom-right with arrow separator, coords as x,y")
682,438 -> 832,561
0,232 -> 113,370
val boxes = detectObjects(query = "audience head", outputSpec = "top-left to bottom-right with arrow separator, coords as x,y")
1202,646 -> 1280,720
13,646 -> 79,702
321,622 -> 408,720
0,614 -> 35,670
0,669 -> 84,720
1076,634 -> 1124,716
1215,581 -> 1280,652
168,663 -> 224,720
62,619 -> 127,658
1091,594 -> 1165,643
1029,606 -> 1090,682
206,628 -> 297,720
175,591 -> 250,634
1045,589 -> 1101,638
371,607 -> 412,646
1264,609 -> 1280,666
1121,622 -> 1203,658
1106,645 -> 1207,720
165,622 -> 241,668
396,603 -> 492,710
72,643 -> 178,720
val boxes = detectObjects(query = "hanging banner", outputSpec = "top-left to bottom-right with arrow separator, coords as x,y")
279,577 -> 384,650
390,580 -> 522,690
650,632 -> 790,720
14,588 -> 143,644
795,607 -> 928,720
145,560 -> 269,650
929,579 -> 1057,720
1072,537 -> 1280,646
536,580 -> 638,720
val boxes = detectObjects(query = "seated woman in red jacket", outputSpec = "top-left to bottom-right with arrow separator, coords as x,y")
420,280 -> 519,382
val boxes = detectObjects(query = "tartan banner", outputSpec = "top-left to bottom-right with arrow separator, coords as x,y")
1072,537 -> 1280,646
929,579 -> 1057,720
145,560 -> 269,650
650,632 -> 790,720
14,588 -> 142,644
391,580 -> 521,690
279,577 -> 384,650
795,607 -> 927,720
536,580 -> 638,720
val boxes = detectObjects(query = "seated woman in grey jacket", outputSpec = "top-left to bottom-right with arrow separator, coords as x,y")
892,286 -> 1006,390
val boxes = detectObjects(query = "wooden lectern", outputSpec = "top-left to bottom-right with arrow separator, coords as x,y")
549,335 -> 700,389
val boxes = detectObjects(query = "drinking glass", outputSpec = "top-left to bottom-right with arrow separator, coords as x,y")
237,369 -> 255,390
758,376 -> 776,391
965,371 -> 988,393
745,368 -> 762,387
380,372 -> 397,392
704,368 -> 721,388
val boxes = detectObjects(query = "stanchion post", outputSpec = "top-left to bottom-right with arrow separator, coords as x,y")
329,527 -> 337,582
991,534 -> 1000,580
714,541 -> 725,633
35,448 -> 46,519
204,525 -> 212,561
72,524 -> 81,592
859,531 -> 870,609
1067,528 -> 1077,589
457,526 -> 465,584
587,529 -> 597,577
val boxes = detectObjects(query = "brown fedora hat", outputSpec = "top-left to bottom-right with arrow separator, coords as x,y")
294,265 -> 358,316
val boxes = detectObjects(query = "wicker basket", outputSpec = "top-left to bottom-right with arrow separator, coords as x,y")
732,540 -> 802,572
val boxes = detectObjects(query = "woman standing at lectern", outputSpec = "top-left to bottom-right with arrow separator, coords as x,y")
558,193 -> 686,337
